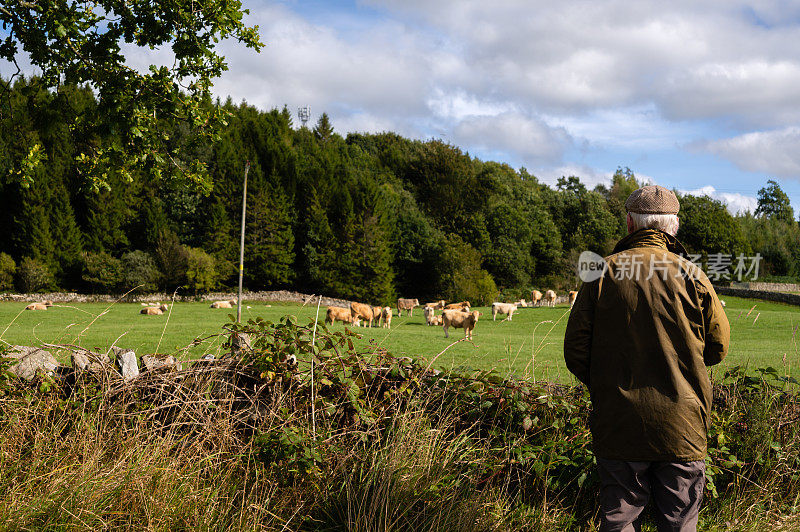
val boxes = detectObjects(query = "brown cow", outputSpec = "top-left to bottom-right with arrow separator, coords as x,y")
325,306 -> 360,326
424,300 -> 446,310
544,290 -> 557,307
210,299 -> 236,309
350,302 -> 376,327
491,302 -> 518,321
424,305 -> 437,326
397,298 -> 420,317
430,314 -> 443,326
42,300 -> 53,307
443,309 -> 481,340
140,306 -> 163,315
25,303 -> 47,311
381,306 -> 393,328
531,290 -> 543,307
445,301 -> 471,310
568,291 -> 578,307
371,306 -> 384,327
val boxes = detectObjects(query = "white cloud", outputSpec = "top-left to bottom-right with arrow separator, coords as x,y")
364,0 -> 800,128
535,164 -> 614,189
702,127 -> 800,178
681,185 -> 758,214
451,112 -> 570,164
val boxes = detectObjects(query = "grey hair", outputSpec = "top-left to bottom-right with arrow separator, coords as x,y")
628,212 -> 679,237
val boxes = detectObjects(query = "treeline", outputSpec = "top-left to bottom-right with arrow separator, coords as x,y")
1,78 -> 799,304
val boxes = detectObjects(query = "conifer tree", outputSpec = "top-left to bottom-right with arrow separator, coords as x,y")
49,178 -> 84,285
244,176 -> 295,289
313,113 -> 334,142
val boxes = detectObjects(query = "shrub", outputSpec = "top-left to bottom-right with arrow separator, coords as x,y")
185,247 -> 220,294
120,250 -> 159,293
0,253 -> 16,291
15,257 -> 53,292
81,251 -> 123,293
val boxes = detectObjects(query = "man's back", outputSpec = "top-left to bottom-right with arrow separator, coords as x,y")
564,228 -> 729,461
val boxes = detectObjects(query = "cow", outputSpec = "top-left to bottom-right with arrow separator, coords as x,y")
141,306 -> 163,315
443,309 -> 481,340
514,299 -> 528,308
531,290 -> 543,307
370,306 -> 383,327
397,298 -> 420,317
381,306 -> 393,328
424,305 -> 437,326
568,291 -> 578,307
445,301 -> 471,311
25,303 -> 47,311
350,302 -> 376,328
325,306 -> 360,326
491,302 -> 518,321
210,299 -> 236,309
544,290 -> 557,307
42,300 -> 53,307
424,300 -> 446,310
430,314 -> 443,326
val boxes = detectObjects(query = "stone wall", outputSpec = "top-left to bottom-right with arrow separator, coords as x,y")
0,290 -> 354,309
714,286 -> 800,306
729,282 -> 800,293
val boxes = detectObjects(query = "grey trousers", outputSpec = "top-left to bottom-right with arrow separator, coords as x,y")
597,458 -> 705,532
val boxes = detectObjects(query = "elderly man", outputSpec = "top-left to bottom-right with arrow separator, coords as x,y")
564,185 -> 729,531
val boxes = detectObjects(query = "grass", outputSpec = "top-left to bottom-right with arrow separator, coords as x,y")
0,295 -> 798,382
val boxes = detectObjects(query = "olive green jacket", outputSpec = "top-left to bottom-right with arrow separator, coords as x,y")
564,229 -> 730,461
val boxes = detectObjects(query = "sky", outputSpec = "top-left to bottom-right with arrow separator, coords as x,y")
7,0 -> 800,215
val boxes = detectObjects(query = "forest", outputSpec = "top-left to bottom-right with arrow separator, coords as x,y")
1,77 -> 798,305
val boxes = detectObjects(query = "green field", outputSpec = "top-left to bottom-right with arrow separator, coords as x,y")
1,296 -> 798,382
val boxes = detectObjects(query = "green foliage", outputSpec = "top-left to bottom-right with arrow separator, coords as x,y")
0,253 -> 16,291
0,0 -> 262,189
313,113 -> 334,142
81,251 -> 123,293
245,178 -> 295,289
184,247 -> 220,294
678,194 -> 749,258
15,256 -> 53,292
756,180 -> 795,223
437,235 -> 498,305
120,250 -> 159,293
0,77 -> 798,295
153,229 -> 189,291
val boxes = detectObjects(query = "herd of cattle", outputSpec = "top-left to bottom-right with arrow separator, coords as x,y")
322,289 -> 579,340
22,289 -> 579,341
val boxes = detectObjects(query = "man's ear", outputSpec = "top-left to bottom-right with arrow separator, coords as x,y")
626,213 -> 634,234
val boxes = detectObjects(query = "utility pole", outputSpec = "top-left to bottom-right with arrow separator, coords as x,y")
237,161 -> 250,323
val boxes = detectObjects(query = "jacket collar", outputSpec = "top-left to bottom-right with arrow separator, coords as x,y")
612,228 -> 689,256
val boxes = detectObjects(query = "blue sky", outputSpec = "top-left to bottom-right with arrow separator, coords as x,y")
7,0 -> 800,214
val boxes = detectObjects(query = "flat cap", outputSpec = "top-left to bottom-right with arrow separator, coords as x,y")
625,185 -> 680,215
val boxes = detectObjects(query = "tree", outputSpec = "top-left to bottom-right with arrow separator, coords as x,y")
0,253 -> 16,291
755,180 -> 794,223
678,194 -> 749,257
0,1 -> 262,189
185,247 -> 220,294
154,229 -> 189,290
15,257 -> 53,293
437,235 -> 498,305
245,179 -> 295,289
120,251 -> 159,293
81,251 -> 123,293
313,113 -> 334,142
